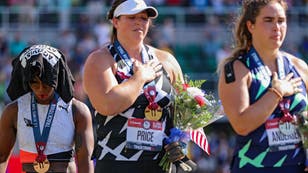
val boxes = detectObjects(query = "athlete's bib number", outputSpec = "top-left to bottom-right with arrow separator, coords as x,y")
126,118 -> 163,151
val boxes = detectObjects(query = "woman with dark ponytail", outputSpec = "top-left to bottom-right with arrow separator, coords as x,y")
218,1 -> 308,172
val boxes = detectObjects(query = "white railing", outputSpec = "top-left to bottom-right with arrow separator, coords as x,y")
0,6 -> 307,30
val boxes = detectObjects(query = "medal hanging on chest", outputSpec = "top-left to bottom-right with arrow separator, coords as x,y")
144,85 -> 162,121
33,142 -> 50,173
31,93 -> 58,173
273,54 -> 296,135
113,40 -> 162,120
279,99 -> 296,135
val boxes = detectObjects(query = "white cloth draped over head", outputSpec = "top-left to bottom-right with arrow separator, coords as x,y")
7,44 -> 75,103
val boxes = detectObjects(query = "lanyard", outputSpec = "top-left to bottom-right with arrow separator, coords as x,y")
247,47 -> 287,89
113,40 -> 157,107
247,47 -> 272,86
248,47 -> 293,118
113,40 -> 151,76
276,54 -> 285,79
31,92 -> 59,162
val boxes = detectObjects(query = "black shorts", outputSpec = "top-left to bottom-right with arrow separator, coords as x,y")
95,159 -> 165,173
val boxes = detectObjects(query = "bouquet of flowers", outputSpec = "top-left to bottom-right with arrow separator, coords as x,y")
159,77 -> 224,172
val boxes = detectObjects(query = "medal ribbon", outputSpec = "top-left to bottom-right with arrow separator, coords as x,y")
247,47 -> 287,87
277,55 -> 286,79
144,85 -> 159,110
276,53 -> 294,122
113,40 -> 159,110
249,47 -> 291,114
113,39 -> 151,76
279,99 -> 293,122
247,47 -> 272,90
31,93 -> 59,162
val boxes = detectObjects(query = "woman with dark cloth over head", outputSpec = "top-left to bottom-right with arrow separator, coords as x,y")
0,44 -> 94,173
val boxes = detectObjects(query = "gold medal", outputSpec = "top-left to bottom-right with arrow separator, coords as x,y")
145,106 -> 162,121
33,159 -> 50,173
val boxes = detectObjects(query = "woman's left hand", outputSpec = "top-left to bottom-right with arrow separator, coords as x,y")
164,142 -> 185,162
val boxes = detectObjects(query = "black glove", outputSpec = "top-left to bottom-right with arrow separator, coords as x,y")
173,156 -> 198,173
164,142 -> 185,163
164,142 -> 198,173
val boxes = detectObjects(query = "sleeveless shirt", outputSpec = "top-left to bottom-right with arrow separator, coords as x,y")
93,44 -> 174,161
17,93 -> 75,163
231,47 -> 307,170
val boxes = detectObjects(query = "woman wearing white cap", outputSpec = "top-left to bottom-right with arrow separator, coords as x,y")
83,0 -> 194,173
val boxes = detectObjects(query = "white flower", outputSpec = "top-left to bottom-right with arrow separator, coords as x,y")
186,87 -> 204,97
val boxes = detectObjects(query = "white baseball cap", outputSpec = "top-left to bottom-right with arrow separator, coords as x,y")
113,0 -> 158,19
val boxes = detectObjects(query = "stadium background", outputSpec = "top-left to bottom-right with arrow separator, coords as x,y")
0,0 -> 307,173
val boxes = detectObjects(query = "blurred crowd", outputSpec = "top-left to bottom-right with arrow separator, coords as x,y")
0,1 -> 308,173
2,0 -> 308,7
